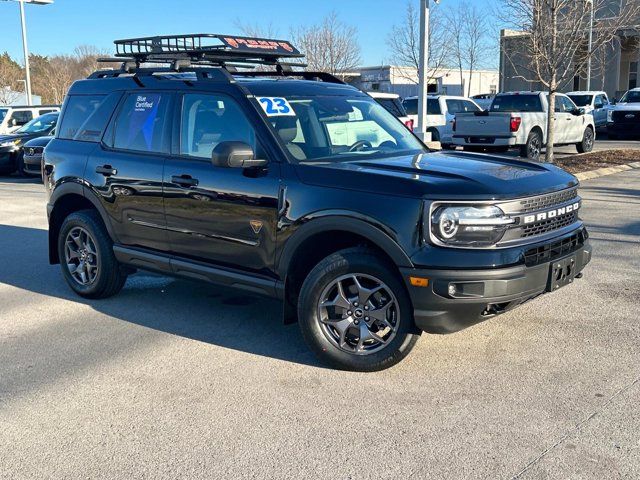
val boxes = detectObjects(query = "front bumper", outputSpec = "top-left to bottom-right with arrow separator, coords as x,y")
401,233 -> 592,334
22,153 -> 43,174
607,122 -> 640,137
0,149 -> 17,167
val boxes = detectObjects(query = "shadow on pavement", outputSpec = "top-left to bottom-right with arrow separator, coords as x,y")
0,223 -> 323,370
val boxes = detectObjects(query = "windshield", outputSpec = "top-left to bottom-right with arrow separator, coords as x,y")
260,95 -> 425,163
620,90 -> 640,103
568,95 -> 593,107
0,109 -> 7,123
15,113 -> 58,134
490,95 -> 543,113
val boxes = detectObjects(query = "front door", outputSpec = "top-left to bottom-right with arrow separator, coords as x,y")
163,91 -> 280,273
554,96 -> 575,144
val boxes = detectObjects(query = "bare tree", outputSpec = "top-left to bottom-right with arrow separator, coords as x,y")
500,0 -> 640,162
290,12 -> 361,75
386,1 -> 450,85
447,4 -> 493,97
0,52 -> 23,105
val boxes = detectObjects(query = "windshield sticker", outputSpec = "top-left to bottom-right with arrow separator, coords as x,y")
257,97 -> 296,117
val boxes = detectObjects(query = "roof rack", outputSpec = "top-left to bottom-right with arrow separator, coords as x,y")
91,33 -> 345,85
108,33 -> 305,67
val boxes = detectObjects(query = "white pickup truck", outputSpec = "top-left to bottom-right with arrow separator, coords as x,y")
452,92 -> 596,161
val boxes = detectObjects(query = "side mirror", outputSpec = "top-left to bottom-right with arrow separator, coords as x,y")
211,141 -> 267,169
573,107 -> 585,116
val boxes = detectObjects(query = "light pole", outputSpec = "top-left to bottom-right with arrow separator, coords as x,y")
2,0 -> 53,106
417,0 -> 440,142
586,0 -> 594,91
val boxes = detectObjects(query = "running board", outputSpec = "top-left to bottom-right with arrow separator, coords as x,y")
113,245 -> 283,299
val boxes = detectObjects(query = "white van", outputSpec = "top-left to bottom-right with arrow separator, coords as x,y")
402,95 -> 482,147
0,105 -> 61,135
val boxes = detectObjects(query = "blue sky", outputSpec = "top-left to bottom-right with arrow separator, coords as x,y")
0,0 -> 494,66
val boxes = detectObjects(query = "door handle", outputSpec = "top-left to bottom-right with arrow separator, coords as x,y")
171,175 -> 199,188
96,165 -> 117,176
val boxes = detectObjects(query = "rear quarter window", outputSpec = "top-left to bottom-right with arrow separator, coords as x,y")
490,95 -> 543,113
58,95 -> 107,140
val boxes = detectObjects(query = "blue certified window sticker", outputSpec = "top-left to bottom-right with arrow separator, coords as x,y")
257,97 -> 296,117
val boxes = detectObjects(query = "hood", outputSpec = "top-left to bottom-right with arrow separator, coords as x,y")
612,102 -> 640,111
294,151 -> 578,200
23,135 -> 54,147
0,131 -> 40,145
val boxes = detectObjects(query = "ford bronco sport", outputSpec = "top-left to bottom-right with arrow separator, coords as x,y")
44,34 -> 592,371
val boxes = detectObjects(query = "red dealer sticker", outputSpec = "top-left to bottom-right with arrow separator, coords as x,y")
220,36 -> 300,55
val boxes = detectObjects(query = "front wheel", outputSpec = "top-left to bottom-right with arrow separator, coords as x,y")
576,127 -> 595,154
520,131 -> 542,161
58,210 -> 128,299
298,248 -> 420,372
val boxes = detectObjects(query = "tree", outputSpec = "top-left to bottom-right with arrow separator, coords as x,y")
0,52 -> 23,105
447,4 -> 493,97
386,1 -> 450,85
291,12 -> 361,76
500,0 -> 640,162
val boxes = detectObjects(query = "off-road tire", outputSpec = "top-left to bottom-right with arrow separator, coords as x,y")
57,209 -> 127,299
298,247 -> 420,372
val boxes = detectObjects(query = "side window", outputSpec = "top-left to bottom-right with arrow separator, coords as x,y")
113,93 -> 171,153
59,96 -> 105,140
562,96 -> 576,112
595,95 -> 607,108
74,92 -> 122,142
427,98 -> 442,115
446,99 -> 462,114
180,93 -> 255,159
554,96 -> 565,113
10,110 -> 33,126
39,109 -> 56,115
461,100 -> 481,113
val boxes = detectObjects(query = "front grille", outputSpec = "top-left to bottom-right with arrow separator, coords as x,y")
519,188 -> 578,214
612,110 -> 640,124
521,211 -> 579,238
524,229 -> 587,267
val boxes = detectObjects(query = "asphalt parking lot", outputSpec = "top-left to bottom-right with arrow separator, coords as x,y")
497,134 -> 639,159
0,171 -> 639,479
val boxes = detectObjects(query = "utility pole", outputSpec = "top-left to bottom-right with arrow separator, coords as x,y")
417,0 -> 431,142
586,0 -> 594,91
18,0 -> 33,105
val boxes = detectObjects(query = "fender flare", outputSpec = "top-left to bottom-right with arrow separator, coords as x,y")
48,181 -> 119,263
277,213 -> 414,279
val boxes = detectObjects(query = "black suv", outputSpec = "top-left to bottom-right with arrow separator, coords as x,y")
44,35 -> 592,371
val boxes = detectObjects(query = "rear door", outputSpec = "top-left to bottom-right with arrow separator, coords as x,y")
162,90 -> 281,272
85,91 -> 173,252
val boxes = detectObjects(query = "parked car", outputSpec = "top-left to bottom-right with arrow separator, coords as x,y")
0,105 -> 60,135
471,93 -> 496,111
21,134 -> 54,177
368,92 -> 414,131
606,88 -> 640,139
0,112 -> 58,175
567,91 -> 611,129
45,34 -> 591,372
403,95 -> 482,147
452,92 -> 595,161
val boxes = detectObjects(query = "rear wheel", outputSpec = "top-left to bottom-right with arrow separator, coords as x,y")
576,127 -> 595,154
520,130 -> 542,161
58,210 -> 128,299
298,248 -> 420,372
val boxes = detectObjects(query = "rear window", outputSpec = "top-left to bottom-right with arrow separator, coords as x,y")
490,95 -> 543,113
375,98 -> 407,118
58,95 -> 107,140
403,98 -> 442,115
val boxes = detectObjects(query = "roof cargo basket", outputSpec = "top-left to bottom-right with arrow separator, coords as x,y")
112,33 -> 304,67
92,33 -> 344,84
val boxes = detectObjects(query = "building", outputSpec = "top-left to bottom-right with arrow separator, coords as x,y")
500,9 -> 640,100
0,87 -> 42,106
349,65 -> 500,99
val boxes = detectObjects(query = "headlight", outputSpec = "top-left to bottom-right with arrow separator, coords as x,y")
607,110 -> 614,123
429,204 -> 514,247
0,139 -> 21,148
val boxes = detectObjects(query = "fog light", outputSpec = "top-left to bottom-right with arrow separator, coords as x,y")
448,284 -> 457,296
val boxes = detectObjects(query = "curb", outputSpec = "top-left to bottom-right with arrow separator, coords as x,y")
574,161 -> 640,181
